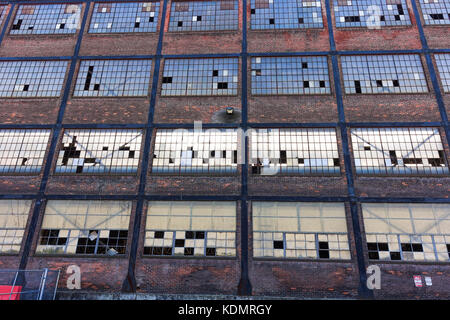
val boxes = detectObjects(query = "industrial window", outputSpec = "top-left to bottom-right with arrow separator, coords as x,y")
419,0 -> 450,25
251,56 -> 330,95
36,201 -> 131,256
341,55 -> 428,94
435,53 -> 450,92
253,202 -> 350,260
73,59 -> 152,97
152,129 -> 238,174
249,128 -> 340,175
0,6 -> 6,26
89,2 -> 160,33
144,201 -> 236,257
250,0 -> 323,30
11,4 -> 82,35
168,0 -> 238,31
362,203 -> 450,262
161,58 -> 238,96
55,129 -> 143,174
0,61 -> 68,98
333,0 -> 411,28
0,200 -> 31,254
0,129 -> 51,174
351,127 -> 449,175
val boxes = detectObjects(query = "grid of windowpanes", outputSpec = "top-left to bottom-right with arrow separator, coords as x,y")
0,6 -> 6,26
144,201 -> 236,257
0,61 -> 68,98
249,128 -> 340,175
36,201 -> 131,256
351,127 -> 449,175
161,58 -> 239,96
10,4 -> 82,35
73,59 -> 152,97
250,0 -> 323,30
253,202 -> 351,260
435,53 -> 450,93
333,0 -> 411,28
341,55 -> 428,94
251,56 -> 330,95
363,203 -> 450,262
168,0 -> 238,31
89,2 -> 160,33
419,0 -> 450,25
152,129 -> 239,174
55,129 -> 142,174
0,129 -> 50,174
0,200 -> 31,254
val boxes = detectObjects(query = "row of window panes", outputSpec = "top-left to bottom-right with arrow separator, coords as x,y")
2,200 -> 449,263
4,1 -> 450,35
3,54 -> 450,97
0,127 -> 448,175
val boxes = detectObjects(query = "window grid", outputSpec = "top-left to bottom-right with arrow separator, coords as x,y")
144,230 -> 235,257
11,4 -> 82,35
251,56 -> 331,95
36,200 -> 131,256
0,129 -> 51,174
55,129 -> 143,175
250,0 -> 323,29
89,2 -> 160,33
161,58 -> 239,96
152,129 -> 238,175
168,0 -> 238,31
0,200 -> 31,255
351,127 -> 449,175
333,0 -> 411,28
0,6 -> 6,26
435,53 -> 450,93
0,61 -> 68,98
419,0 -> 450,25
144,201 -> 236,258
341,55 -> 428,94
363,203 -> 450,262
250,128 -> 340,175
254,231 -> 350,259
73,59 -> 152,97
252,202 -> 351,260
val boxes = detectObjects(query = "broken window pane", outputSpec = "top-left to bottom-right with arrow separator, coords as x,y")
55,129 -> 143,174
168,0 -> 238,31
73,60 -> 152,97
363,203 -> 450,262
251,56 -> 330,95
152,128 -> 238,174
11,4 -> 82,35
351,127 -> 449,175
0,129 -> 51,174
161,58 -> 238,96
144,201 -> 236,257
250,0 -> 323,30
89,2 -> 160,33
252,202 -> 350,260
0,61 -> 68,98
0,200 -> 31,254
250,128 -> 340,175
341,55 -> 428,94
36,200 -> 131,256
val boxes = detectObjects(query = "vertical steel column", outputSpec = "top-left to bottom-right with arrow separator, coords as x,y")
122,0 -> 169,293
324,0 -> 373,299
